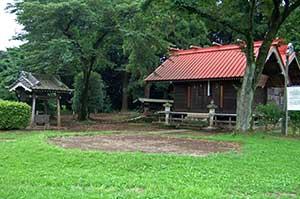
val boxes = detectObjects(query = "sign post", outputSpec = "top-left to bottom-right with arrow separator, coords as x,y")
282,43 -> 294,136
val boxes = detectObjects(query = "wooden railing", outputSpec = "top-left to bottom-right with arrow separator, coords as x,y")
212,113 -> 236,128
156,111 -> 259,129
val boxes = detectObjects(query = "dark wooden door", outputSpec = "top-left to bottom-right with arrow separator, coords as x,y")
174,84 -> 190,111
191,82 -> 209,112
222,82 -> 237,113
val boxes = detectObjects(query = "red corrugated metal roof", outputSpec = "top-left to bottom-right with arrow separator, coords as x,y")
145,40 -> 289,82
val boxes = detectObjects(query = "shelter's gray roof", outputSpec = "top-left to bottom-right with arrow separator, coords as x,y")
9,71 -> 72,93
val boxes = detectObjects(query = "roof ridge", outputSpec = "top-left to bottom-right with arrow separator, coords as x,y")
173,45 -> 244,56
171,40 -> 280,56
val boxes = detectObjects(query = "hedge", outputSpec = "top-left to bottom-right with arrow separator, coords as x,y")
255,103 -> 283,130
289,111 -> 300,134
0,100 -> 31,130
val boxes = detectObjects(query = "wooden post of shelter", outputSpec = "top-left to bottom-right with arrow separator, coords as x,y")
30,94 -> 37,127
44,100 -> 48,115
144,82 -> 151,98
282,43 -> 294,136
57,94 -> 61,127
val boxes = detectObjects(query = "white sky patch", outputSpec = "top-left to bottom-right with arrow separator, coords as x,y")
0,0 -> 23,51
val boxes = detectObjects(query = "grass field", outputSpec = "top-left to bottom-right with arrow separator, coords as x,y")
1,131 -> 300,198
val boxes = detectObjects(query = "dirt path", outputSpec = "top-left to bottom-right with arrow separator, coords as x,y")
50,134 -> 239,156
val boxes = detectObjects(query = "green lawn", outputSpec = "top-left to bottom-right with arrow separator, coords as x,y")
1,131 -> 300,199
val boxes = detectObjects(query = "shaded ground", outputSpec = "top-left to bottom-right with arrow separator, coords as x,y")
34,112 -> 226,133
61,122 -> 163,132
42,113 -> 166,132
50,134 -> 239,156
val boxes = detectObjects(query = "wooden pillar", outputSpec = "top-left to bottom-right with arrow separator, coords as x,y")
30,94 -> 37,127
144,82 -> 151,98
229,116 -> 232,129
57,94 -> 61,127
143,83 -> 152,115
282,49 -> 291,136
220,85 -> 224,109
44,100 -> 48,115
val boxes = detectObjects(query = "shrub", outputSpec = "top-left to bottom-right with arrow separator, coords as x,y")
0,100 -> 31,130
72,72 -> 112,115
255,103 -> 283,130
289,111 -> 300,134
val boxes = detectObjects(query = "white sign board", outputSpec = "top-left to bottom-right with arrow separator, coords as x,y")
287,87 -> 300,110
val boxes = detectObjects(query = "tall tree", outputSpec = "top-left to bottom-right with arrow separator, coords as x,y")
13,0 -> 118,120
122,0 -> 208,107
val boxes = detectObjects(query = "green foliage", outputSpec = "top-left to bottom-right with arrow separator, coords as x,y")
0,48 -> 24,100
289,111 -> 300,134
278,9 -> 300,52
0,100 -> 31,130
12,0 -> 119,119
124,0 -> 208,72
122,0 -> 209,99
13,0 -> 118,73
1,132 -> 300,197
173,0 -> 269,43
72,72 -> 111,115
256,103 -> 283,130
9,0 -> 210,114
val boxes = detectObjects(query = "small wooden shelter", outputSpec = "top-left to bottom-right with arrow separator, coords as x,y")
9,71 -> 72,127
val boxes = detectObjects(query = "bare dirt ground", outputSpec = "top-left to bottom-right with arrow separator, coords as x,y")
40,112 -> 238,156
50,134 -> 239,156
37,112 -> 226,133
44,113 -> 165,132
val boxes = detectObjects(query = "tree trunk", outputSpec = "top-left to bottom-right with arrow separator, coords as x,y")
236,34 -> 256,132
236,32 -> 276,132
236,22 -> 280,132
121,71 -> 129,112
236,63 -> 256,132
57,95 -> 61,127
78,69 -> 92,121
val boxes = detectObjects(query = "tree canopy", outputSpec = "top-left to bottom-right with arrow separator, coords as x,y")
13,0 -> 119,120
0,48 -> 24,100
